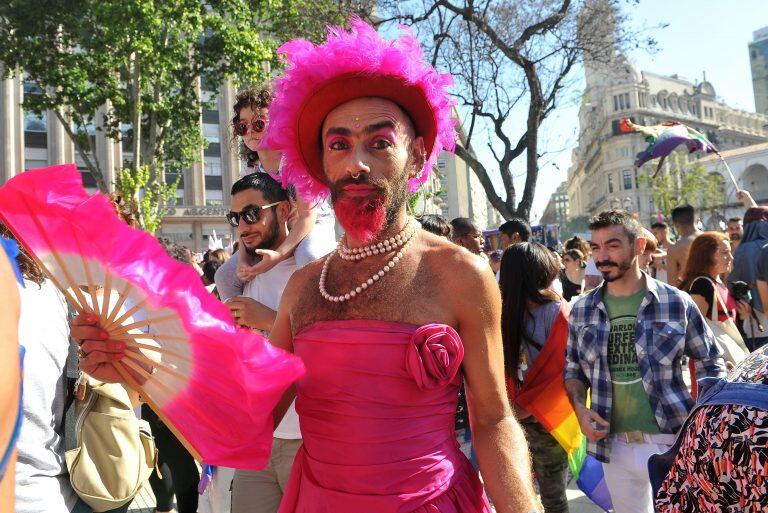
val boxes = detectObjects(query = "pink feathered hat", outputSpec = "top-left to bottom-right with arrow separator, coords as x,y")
266,18 -> 456,201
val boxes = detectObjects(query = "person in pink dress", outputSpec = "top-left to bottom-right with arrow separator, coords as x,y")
72,17 -> 541,513
264,18 -> 540,513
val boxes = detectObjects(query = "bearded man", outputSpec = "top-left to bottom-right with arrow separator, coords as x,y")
263,19 -> 538,513
72,19 -> 540,513
564,209 -> 725,513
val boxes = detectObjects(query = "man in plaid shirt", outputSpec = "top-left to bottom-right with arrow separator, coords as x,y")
564,210 -> 725,513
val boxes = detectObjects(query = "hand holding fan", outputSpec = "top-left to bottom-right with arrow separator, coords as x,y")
0,165 -> 304,469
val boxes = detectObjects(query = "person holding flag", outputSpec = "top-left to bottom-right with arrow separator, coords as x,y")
500,242 -> 612,513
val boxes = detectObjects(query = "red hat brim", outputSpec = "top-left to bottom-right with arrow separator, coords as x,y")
295,73 -> 438,187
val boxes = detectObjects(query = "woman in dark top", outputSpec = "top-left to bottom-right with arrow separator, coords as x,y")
680,232 -> 749,324
559,249 -> 585,302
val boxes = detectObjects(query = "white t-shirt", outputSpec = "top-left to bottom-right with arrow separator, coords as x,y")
15,280 -> 77,513
242,256 -> 302,440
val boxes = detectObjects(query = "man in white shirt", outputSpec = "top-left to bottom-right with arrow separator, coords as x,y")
202,173 -> 301,513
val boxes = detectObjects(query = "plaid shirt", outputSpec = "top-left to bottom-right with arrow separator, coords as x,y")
565,274 -> 726,463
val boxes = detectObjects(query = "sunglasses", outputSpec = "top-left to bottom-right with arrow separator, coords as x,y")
226,201 -> 282,227
232,118 -> 268,136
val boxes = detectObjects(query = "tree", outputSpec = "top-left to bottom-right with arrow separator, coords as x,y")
637,151 -> 725,219
0,0 -> 374,230
376,0 -> 655,221
113,166 -> 178,234
0,1 -> 275,189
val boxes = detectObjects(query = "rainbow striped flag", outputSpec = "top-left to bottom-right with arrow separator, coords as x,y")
619,117 -> 717,175
510,305 -> 613,511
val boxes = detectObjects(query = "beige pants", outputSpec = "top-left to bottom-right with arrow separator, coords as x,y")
231,437 -> 303,513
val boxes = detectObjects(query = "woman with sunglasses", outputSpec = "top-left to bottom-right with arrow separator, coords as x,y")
215,86 -> 336,301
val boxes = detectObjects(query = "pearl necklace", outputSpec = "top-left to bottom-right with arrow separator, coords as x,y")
337,219 -> 416,261
320,220 -> 418,303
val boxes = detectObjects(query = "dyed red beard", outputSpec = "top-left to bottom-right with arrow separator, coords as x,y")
333,195 -> 387,244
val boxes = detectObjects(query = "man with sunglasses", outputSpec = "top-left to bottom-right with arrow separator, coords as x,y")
215,172 -> 304,513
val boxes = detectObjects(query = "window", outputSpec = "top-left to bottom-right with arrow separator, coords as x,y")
613,93 -> 631,111
608,174 -> 614,193
437,158 -> 446,169
623,170 -> 632,190
205,189 -> 223,206
24,112 -> 47,132
620,147 -> 631,158
204,161 -> 221,176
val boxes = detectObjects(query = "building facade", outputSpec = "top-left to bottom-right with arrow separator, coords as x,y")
540,181 -> 569,226
750,26 -> 768,115
0,76 -> 500,249
694,141 -> 768,226
566,49 -> 768,224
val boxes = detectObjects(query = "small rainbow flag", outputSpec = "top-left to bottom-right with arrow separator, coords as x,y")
509,305 -> 613,511
619,118 -> 717,176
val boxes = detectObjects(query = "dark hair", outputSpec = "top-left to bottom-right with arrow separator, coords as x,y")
108,193 -> 140,228
0,224 -> 45,285
499,218 -> 531,242
650,221 -> 668,230
588,209 -> 642,244
563,248 -> 585,262
157,237 -> 192,265
564,236 -> 590,257
727,217 -> 742,224
671,205 -> 695,226
231,86 -> 274,167
679,232 -> 729,291
450,217 -> 479,238
417,214 -> 451,238
231,172 -> 289,203
499,242 -> 560,378
202,260 -> 222,285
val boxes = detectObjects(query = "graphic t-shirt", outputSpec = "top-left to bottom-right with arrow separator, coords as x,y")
604,288 -> 660,434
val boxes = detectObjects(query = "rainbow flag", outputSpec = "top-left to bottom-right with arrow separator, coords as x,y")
510,305 -> 613,511
619,118 -> 717,175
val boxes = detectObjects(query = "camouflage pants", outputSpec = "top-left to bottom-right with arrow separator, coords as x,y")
521,417 -> 569,513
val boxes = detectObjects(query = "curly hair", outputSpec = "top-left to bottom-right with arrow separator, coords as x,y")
231,86 -> 274,168
0,223 -> 46,285
108,193 -> 140,228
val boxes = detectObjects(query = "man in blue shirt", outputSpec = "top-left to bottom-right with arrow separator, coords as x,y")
564,210 -> 725,513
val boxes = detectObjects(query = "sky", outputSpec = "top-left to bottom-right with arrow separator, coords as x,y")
502,0 -> 768,224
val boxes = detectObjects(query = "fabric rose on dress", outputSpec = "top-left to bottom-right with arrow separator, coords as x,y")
406,324 -> 464,390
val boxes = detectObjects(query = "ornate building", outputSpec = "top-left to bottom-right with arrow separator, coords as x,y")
566,47 -> 768,224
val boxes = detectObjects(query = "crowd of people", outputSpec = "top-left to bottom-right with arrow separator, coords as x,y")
2,17 -> 768,513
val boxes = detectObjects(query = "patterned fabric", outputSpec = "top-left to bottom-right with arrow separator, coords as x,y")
655,346 -> 768,512
565,273 -> 727,462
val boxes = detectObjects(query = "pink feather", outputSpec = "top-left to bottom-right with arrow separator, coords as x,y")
266,17 -> 457,202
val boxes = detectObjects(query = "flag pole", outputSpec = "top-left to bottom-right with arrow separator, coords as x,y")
715,152 -> 739,192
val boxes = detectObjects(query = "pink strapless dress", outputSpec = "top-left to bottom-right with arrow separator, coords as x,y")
278,320 -> 492,513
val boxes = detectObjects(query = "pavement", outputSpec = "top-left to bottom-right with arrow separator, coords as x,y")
128,475 -> 605,513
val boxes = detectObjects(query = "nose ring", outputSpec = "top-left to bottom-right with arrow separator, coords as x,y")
350,171 -> 361,179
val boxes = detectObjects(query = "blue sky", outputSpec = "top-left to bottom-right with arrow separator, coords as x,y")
517,0 -> 768,223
